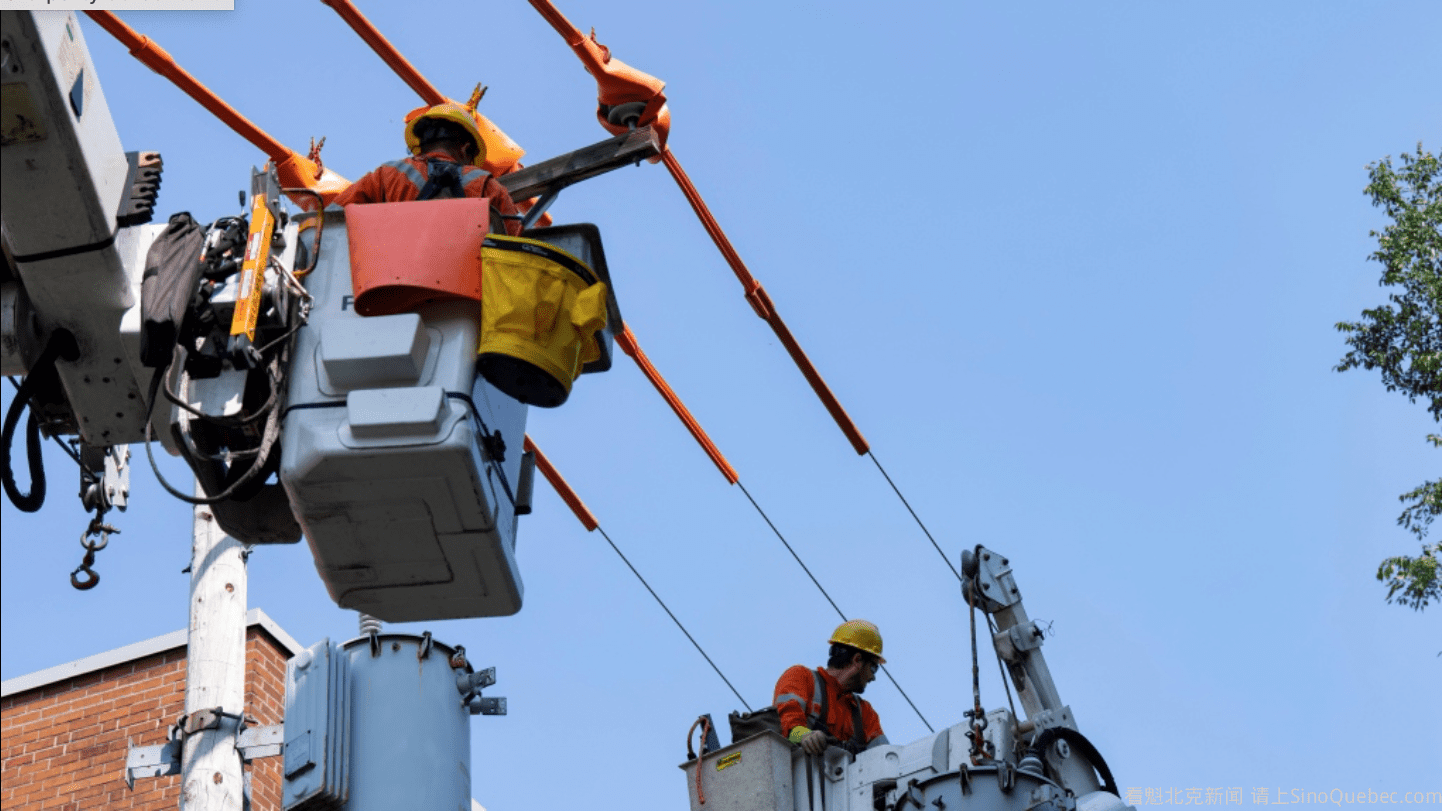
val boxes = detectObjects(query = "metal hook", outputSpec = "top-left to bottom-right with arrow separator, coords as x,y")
70,564 -> 100,590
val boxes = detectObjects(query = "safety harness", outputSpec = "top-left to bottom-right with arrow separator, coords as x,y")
806,669 -> 866,753
418,158 -> 467,200
380,155 -> 491,202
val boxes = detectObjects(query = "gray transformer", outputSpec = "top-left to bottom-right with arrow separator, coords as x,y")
279,209 -> 530,622
284,632 -> 502,810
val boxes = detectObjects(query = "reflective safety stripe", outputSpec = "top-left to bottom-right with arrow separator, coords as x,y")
383,158 -> 491,196
384,159 -> 427,191
458,165 -> 491,186
775,692 -> 806,709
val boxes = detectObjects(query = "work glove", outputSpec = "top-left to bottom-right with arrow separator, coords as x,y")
800,730 -> 829,755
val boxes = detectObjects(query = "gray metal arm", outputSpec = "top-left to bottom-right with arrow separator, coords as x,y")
961,547 -> 1066,727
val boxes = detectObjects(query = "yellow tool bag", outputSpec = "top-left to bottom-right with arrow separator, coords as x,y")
477,235 -> 608,407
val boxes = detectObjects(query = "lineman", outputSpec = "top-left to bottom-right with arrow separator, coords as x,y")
774,620 -> 889,755
332,88 -> 523,237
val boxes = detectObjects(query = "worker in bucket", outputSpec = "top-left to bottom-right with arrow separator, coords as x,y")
333,87 -> 523,236
774,620 -> 889,755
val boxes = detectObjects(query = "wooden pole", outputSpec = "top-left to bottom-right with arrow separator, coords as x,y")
180,484 -> 247,810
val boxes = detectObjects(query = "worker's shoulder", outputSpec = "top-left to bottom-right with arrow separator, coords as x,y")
777,663 -> 814,681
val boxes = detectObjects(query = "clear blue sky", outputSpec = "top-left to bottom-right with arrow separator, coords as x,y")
2,2 -> 1441,810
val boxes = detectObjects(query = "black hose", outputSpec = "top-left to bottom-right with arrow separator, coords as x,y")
2,330 -> 79,512
1030,726 -> 1119,799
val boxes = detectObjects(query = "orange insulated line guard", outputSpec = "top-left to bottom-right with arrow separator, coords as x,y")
523,3 -> 868,455
85,12 -> 349,208
524,436 -> 598,532
320,0 -> 446,106
615,324 -> 739,485
660,149 -> 870,455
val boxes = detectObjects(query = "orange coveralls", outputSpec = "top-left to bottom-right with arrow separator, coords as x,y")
774,665 -> 886,747
332,152 -> 524,237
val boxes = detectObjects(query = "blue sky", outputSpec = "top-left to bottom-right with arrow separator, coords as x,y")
1,2 -> 1441,810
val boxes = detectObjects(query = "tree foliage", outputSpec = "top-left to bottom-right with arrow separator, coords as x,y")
1336,144 -> 1442,611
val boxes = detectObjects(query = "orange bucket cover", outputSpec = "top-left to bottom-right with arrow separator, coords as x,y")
346,199 -> 493,317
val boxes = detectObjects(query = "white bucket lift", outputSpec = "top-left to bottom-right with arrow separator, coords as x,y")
279,208 -> 532,622
680,547 -> 1133,811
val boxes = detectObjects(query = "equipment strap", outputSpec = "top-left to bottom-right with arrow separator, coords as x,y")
418,158 -> 466,201
808,668 -> 865,749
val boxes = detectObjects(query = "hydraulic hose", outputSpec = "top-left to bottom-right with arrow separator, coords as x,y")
1030,726 -> 1120,799
2,330 -> 79,512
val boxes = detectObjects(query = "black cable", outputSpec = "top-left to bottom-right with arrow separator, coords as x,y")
736,481 -> 935,733
141,366 -> 284,506
2,331 -> 78,512
986,615 -> 1018,723
737,481 -> 848,619
158,354 -> 280,428
2,411 -> 45,512
869,449 -> 958,581
52,436 -> 82,466
446,391 -> 517,510
593,523 -> 752,711
1029,726 -> 1120,798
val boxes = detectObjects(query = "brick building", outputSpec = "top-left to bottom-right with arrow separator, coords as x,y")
1,609 -> 300,811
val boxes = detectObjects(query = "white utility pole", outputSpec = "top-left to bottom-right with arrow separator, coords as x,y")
181,485 -> 248,810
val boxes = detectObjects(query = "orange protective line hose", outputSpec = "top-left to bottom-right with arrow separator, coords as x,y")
84,12 -> 343,205
320,0 -> 446,106
86,12 -> 293,161
660,147 -> 871,455
527,0 -> 586,46
615,324 -> 739,485
522,0 -> 867,456
524,435 -> 598,532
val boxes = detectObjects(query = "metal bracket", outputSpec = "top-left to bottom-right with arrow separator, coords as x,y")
124,736 -> 181,790
468,696 -> 507,716
184,707 -> 225,736
997,760 -> 1016,793
961,547 -> 1020,614
1025,706 -> 1078,740
236,723 -> 284,761
456,666 -> 496,697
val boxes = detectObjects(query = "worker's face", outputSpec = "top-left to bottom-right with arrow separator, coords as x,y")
847,653 -> 879,694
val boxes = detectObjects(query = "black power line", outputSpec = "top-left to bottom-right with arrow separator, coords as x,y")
869,449 -> 959,582
594,523 -> 752,711
737,481 -> 935,734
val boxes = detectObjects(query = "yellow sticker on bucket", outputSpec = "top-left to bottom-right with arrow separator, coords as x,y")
716,752 -> 742,771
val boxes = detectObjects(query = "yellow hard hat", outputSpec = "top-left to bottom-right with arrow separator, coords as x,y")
403,100 -> 489,168
828,620 -> 885,663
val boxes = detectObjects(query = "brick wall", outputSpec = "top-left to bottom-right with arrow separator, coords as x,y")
1,627 -> 292,811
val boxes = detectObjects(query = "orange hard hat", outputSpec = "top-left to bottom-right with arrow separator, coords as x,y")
829,620 -> 885,663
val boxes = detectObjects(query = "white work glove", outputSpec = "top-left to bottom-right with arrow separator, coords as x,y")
801,730 -> 829,755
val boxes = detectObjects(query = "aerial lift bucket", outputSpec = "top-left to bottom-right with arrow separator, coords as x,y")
346,202 -> 610,408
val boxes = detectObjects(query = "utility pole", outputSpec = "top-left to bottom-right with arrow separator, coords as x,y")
181,486 -> 247,810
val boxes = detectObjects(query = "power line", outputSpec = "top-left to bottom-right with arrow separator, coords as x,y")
869,449 -> 959,581
737,481 -> 935,733
595,524 -> 752,711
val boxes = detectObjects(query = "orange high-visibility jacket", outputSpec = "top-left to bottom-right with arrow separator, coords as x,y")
333,152 -> 523,237
774,665 -> 885,747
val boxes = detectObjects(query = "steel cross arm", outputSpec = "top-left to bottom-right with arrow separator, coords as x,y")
497,126 -> 661,202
